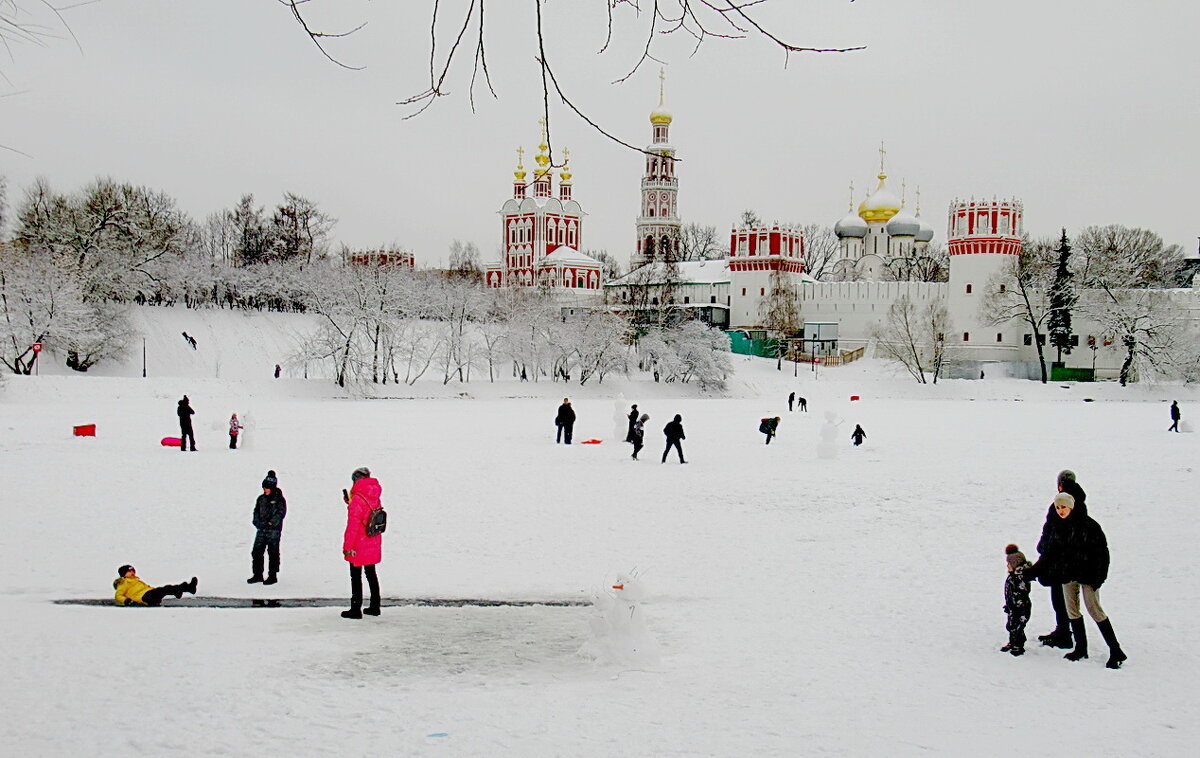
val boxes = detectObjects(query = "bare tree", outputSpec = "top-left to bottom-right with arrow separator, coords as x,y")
980,235 -> 1056,383
1075,225 -> 1182,289
870,295 -> 951,384
585,248 -> 623,281
447,239 -> 484,283
680,223 -> 722,261
758,267 -> 800,369
799,223 -> 838,280
281,2 -> 862,160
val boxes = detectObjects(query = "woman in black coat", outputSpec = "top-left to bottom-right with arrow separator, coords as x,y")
1033,471 -> 1087,649
1027,491 -> 1127,669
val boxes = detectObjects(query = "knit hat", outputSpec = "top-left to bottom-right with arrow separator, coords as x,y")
262,470 -> 278,490
352,466 -> 371,482
1057,469 -> 1076,487
1005,544 -> 1027,570
1053,492 -> 1076,510
117,564 -> 134,577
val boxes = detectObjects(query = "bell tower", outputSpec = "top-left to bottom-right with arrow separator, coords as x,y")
631,69 -> 681,269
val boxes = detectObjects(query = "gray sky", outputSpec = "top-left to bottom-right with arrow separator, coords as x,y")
3,1 -> 1197,268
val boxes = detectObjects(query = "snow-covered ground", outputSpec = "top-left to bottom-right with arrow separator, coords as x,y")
1,307 -> 1196,756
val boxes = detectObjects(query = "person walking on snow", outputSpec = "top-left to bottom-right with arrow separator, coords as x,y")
760,416 -> 780,445
228,413 -> 243,449
274,364 -> 282,379
850,424 -> 867,446
788,392 -> 795,412
630,413 -> 648,460
1026,492 -> 1128,669
177,396 -> 196,452
1169,400 -> 1181,432
1001,544 -> 1033,656
626,404 -> 639,443
113,565 -> 197,606
556,398 -> 576,444
342,467 -> 383,619
248,470 -> 287,585
662,414 -> 686,464
1034,470 -> 1087,650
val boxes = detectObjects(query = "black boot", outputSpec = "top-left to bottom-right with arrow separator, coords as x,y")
1039,627 -> 1073,649
1097,618 -> 1127,669
363,604 -> 381,616
340,606 -> 363,619
247,575 -> 264,584
1064,617 -> 1088,661
263,574 -> 278,586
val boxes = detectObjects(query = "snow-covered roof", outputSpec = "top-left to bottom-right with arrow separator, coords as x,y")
606,259 -> 731,287
541,247 -> 600,266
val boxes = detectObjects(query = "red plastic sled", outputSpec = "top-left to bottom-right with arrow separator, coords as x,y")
73,424 -> 96,437
581,439 -> 603,444
160,436 -> 182,447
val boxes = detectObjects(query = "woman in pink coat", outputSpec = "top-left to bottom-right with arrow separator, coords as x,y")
341,466 -> 383,619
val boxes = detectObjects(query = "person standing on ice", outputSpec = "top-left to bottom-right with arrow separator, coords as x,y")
177,396 -> 197,452
850,424 -> 866,446
228,413 -> 243,449
662,414 -> 686,464
1032,469 -> 1087,650
797,396 -> 808,412
630,413 -> 648,460
1169,400 -> 1181,432
555,398 -> 576,444
113,565 -> 197,606
760,416 -> 780,445
1026,492 -> 1127,669
248,470 -> 287,585
788,392 -> 795,412
341,467 -> 383,619
1000,544 -> 1033,656
626,404 -> 639,443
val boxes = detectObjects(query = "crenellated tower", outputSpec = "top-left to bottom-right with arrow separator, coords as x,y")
631,69 -> 682,269
945,197 -> 1024,359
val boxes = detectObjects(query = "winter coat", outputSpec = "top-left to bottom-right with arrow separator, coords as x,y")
113,576 -> 153,606
1030,480 -> 1087,587
177,400 -> 195,429
760,418 -> 779,435
343,477 -> 383,567
556,403 -> 576,426
626,409 -> 639,441
1004,564 -> 1033,614
1029,494 -> 1110,589
664,418 -> 685,442
229,417 -> 243,436
253,488 -> 287,531
1171,403 -> 1181,421
850,426 -> 866,443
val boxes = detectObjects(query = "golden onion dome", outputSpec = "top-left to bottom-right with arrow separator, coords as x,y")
858,173 -> 902,223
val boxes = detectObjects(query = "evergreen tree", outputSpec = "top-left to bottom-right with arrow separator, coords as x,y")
1047,229 -> 1077,363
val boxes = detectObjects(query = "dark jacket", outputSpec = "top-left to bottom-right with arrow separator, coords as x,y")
664,417 -> 685,442
1030,480 -> 1086,587
760,418 -> 778,435
253,488 -> 288,531
1004,564 -> 1033,614
556,403 -> 576,425
177,399 -> 195,429
1029,491 -> 1110,589
850,425 -> 866,442
1171,402 -> 1181,420
626,409 -> 639,441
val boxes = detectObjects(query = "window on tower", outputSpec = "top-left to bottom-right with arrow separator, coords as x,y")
963,332 -> 970,342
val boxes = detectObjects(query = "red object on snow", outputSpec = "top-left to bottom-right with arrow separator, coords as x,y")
850,395 -> 860,401
160,436 -> 182,447
73,424 -> 96,437
581,439 -> 603,444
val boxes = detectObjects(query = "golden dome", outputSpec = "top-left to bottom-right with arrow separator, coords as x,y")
858,173 -> 902,223
650,67 -> 673,125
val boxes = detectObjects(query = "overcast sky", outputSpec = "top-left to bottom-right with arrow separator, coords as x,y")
3,1 -> 1197,268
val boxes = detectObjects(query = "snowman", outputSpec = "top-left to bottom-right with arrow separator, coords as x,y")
817,411 -> 843,460
582,571 -> 660,668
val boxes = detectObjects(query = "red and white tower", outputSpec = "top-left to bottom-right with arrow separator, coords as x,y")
631,69 -> 681,269
946,197 -> 1024,359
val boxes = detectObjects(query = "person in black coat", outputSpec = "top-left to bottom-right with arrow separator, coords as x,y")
248,470 -> 287,585
850,424 -> 866,446
1032,470 -> 1086,649
177,395 -> 196,452
1027,491 -> 1127,668
662,414 -> 686,463
555,398 -> 576,444
630,413 -> 648,460
626,404 -> 639,443
1169,400 -> 1181,432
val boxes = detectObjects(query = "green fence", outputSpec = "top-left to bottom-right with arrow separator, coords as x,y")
1050,364 -> 1095,382
726,331 -> 779,358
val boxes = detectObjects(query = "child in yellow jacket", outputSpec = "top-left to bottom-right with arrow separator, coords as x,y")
113,565 -> 198,606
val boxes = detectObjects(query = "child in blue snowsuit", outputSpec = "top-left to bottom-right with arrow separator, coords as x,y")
1002,544 -> 1033,656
